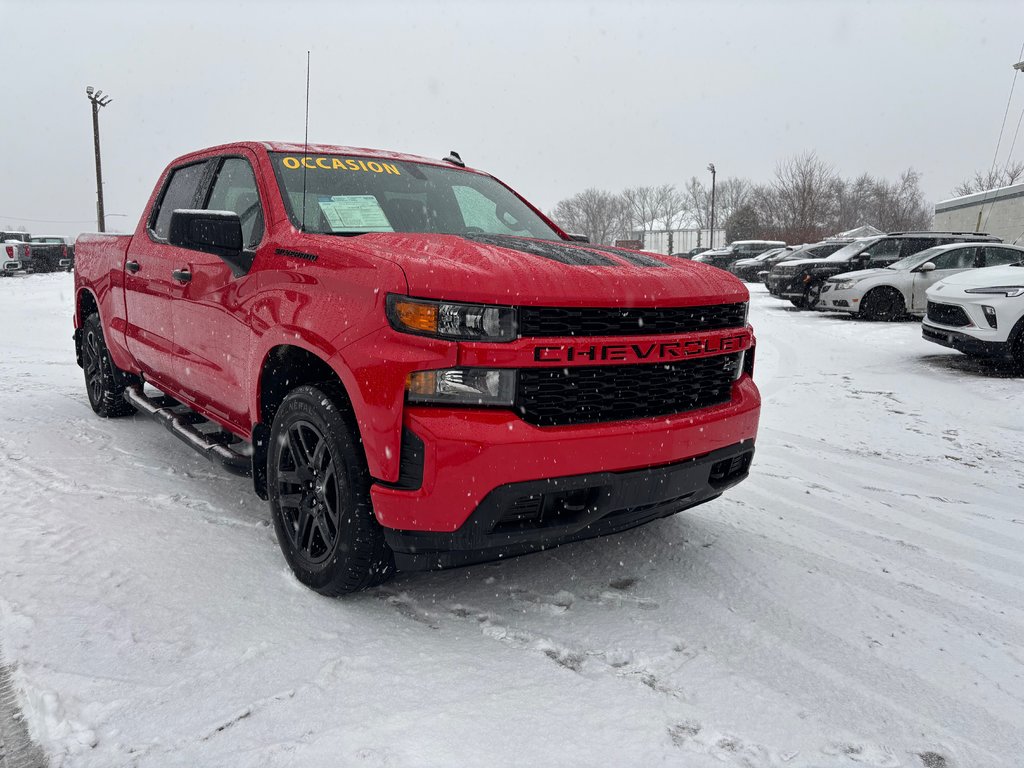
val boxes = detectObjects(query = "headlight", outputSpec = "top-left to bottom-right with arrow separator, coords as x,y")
831,279 -> 859,290
407,368 -> 516,406
387,295 -> 517,342
964,286 -> 1024,298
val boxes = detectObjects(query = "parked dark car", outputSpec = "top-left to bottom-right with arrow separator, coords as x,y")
670,247 -> 710,260
694,240 -> 786,270
767,232 -> 1002,309
730,247 -> 790,281
757,241 -> 849,287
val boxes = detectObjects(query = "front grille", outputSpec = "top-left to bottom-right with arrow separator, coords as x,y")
927,301 -> 971,327
518,303 -> 746,337
517,354 -> 740,426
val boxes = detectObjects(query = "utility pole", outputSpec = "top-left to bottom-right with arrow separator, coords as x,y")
707,163 -> 717,249
86,86 -> 112,232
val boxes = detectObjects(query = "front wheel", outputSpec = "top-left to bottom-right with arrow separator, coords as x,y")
267,384 -> 394,595
860,287 -> 906,321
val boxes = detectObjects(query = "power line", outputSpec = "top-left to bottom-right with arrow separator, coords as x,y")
0,214 -> 129,224
990,40 -> 1024,174
1003,98 -> 1024,172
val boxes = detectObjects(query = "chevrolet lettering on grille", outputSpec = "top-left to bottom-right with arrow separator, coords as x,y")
533,333 -> 748,363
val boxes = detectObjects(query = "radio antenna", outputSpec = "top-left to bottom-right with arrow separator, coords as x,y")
301,50 -> 310,232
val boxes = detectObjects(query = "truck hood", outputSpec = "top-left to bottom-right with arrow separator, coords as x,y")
336,233 -> 749,307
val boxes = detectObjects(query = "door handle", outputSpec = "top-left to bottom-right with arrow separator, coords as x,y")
172,268 -> 192,283
125,260 -> 140,273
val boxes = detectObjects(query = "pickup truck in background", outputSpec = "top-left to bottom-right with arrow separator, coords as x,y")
74,141 -> 760,595
28,235 -> 74,272
2,239 -> 29,275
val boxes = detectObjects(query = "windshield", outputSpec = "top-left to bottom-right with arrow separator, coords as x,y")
269,153 -> 561,240
823,237 -> 880,262
886,245 -> 945,270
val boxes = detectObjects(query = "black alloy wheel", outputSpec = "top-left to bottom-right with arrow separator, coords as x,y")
267,384 -> 393,594
81,313 -> 137,417
276,420 -> 342,566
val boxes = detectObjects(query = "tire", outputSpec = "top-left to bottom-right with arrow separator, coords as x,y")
790,296 -> 807,309
860,287 -> 906,321
267,384 -> 394,595
82,313 -> 138,417
1010,320 -> 1024,373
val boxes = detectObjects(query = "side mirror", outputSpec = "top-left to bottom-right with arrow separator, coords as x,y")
916,261 -> 936,272
168,209 -> 252,277
567,233 -> 590,243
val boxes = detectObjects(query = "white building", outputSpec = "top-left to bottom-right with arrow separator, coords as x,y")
933,183 -> 1024,245
641,226 -> 726,255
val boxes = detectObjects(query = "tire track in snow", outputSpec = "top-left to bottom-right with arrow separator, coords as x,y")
659,516 -> 1022,763
0,637 -> 47,768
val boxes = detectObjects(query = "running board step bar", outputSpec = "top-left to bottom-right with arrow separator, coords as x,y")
124,385 -> 252,477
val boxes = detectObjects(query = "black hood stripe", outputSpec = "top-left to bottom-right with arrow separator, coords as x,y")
464,234 -> 616,266
583,243 -> 667,267
465,235 -> 667,268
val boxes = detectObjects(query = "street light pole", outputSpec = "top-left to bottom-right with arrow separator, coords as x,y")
707,163 -> 717,249
86,86 -> 112,232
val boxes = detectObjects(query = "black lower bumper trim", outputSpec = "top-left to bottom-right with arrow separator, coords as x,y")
384,441 -> 755,571
922,325 -> 1010,359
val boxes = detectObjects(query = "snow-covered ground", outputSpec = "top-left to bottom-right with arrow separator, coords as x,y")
1,273 -> 1022,768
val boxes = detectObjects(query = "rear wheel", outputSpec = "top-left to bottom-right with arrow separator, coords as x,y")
81,313 -> 138,417
860,287 -> 906,321
267,384 -> 393,595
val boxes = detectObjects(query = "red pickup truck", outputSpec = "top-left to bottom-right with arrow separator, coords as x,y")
74,141 -> 760,595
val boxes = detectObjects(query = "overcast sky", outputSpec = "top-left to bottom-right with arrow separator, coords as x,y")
2,0 -> 1023,237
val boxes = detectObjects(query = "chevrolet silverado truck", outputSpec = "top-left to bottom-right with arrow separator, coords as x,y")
74,141 -> 760,595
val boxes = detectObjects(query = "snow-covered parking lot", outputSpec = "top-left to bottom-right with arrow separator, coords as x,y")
1,273 -> 1022,768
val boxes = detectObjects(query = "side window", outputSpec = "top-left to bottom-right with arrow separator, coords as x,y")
151,162 -> 207,240
860,238 -> 901,262
983,247 -> 1024,267
931,247 -> 977,270
205,158 -> 264,248
899,238 -> 936,258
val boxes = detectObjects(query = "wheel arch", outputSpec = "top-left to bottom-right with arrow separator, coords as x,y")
74,288 -> 101,367
252,343 -> 361,500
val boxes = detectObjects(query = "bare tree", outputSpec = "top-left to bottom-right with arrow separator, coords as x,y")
952,161 -> 1024,197
621,186 -> 661,240
871,168 -> 931,231
714,177 -> 752,227
550,188 -> 629,245
833,173 -> 875,233
681,176 -> 710,229
770,151 -> 838,243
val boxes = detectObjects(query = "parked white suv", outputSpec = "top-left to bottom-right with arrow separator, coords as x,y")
922,258 -> 1024,366
818,243 -> 1024,320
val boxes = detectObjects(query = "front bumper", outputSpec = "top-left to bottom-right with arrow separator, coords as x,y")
816,283 -> 859,312
370,375 -> 759,541
766,274 -> 805,299
921,321 -> 1012,358
384,441 -> 754,571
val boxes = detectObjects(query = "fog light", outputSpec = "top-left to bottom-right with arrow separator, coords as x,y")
982,305 -> 998,329
407,368 -> 516,406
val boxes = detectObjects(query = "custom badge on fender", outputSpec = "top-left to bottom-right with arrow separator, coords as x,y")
534,333 -> 748,363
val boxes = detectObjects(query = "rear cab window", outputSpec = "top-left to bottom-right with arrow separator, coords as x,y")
150,162 -> 209,240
